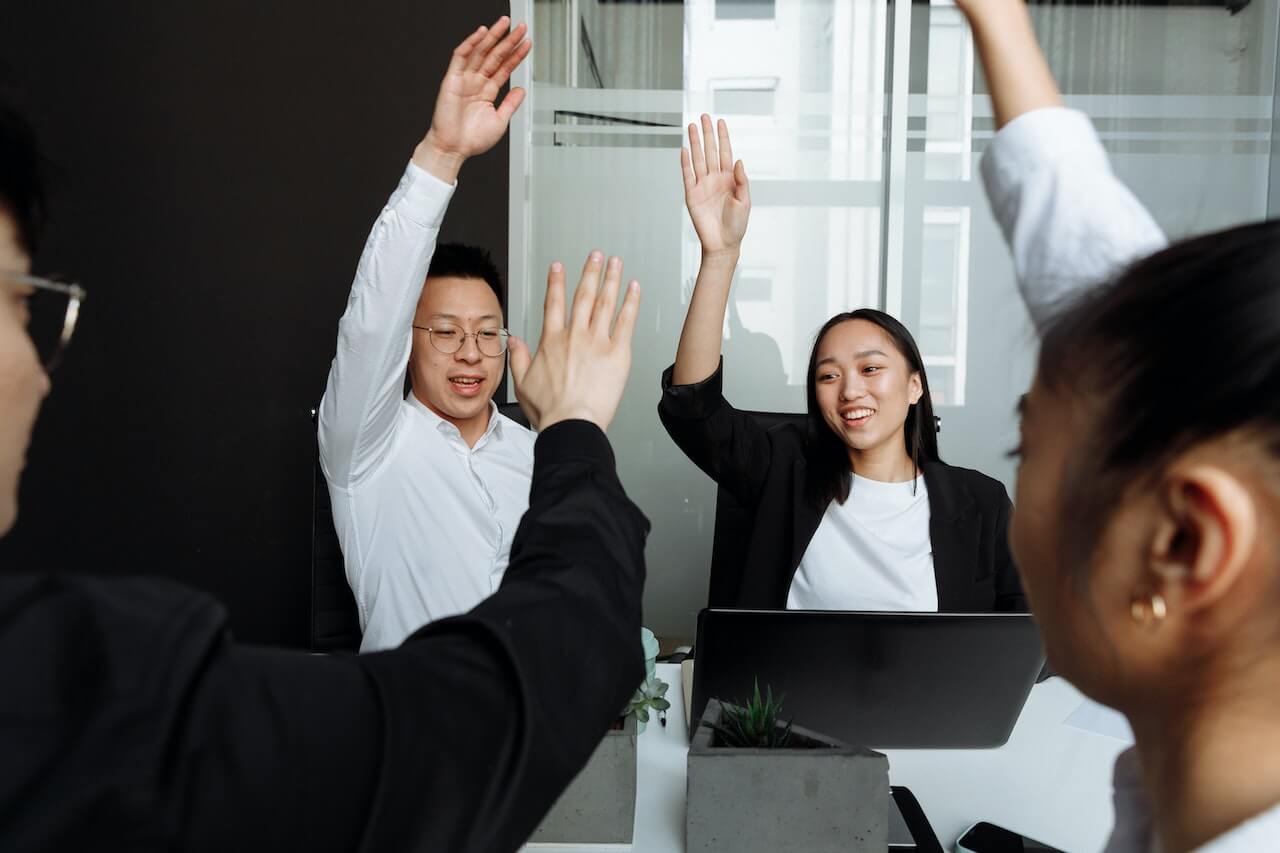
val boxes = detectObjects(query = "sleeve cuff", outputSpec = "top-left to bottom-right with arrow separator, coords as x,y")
534,420 -> 616,470
385,161 -> 457,230
981,108 -> 1109,212
658,359 -> 727,421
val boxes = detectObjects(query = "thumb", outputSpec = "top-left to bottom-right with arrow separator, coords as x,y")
733,160 -> 750,204
508,335 -> 531,385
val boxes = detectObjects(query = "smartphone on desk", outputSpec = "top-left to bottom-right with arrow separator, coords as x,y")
956,821 -> 1062,852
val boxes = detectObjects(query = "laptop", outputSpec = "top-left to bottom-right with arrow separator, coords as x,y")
690,609 -> 1045,749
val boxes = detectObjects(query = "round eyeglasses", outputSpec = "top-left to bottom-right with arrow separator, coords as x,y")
1,271 -> 86,371
413,324 -> 510,357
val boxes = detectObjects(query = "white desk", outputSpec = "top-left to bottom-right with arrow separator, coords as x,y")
527,663 -> 1127,852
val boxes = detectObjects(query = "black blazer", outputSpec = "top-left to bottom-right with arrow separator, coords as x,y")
658,363 -> 1026,612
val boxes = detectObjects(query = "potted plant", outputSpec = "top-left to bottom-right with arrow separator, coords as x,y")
686,681 -> 890,853
527,628 -> 668,845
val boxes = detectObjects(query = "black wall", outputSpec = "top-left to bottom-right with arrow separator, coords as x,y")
0,1 -> 511,646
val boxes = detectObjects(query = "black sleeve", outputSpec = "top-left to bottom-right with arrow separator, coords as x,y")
167,420 -> 649,852
657,359 -> 774,507
991,488 -> 1028,612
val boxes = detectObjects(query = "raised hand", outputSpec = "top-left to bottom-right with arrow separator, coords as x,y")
508,253 -> 641,432
414,16 -> 533,183
682,115 -> 751,257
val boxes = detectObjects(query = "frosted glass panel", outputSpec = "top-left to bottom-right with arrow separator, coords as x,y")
512,0 -> 1279,639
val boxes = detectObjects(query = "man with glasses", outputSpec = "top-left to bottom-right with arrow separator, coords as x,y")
319,16 -> 539,651
1,75 -> 650,848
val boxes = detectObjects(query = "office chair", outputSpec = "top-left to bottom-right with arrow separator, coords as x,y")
309,401 -> 532,653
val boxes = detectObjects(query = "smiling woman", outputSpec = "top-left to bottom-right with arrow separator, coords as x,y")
658,117 -> 1024,614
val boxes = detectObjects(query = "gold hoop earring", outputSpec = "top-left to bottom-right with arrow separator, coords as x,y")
1130,590 -> 1168,629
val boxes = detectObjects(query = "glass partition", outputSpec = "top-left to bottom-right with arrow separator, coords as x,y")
509,0 -> 1279,639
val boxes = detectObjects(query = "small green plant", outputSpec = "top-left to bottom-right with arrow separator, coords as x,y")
709,679 -> 793,748
624,673 -> 671,724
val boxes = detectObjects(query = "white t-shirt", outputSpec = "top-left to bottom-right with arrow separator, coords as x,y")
787,474 -> 938,611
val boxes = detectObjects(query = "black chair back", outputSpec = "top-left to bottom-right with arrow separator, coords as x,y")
309,401 -> 531,653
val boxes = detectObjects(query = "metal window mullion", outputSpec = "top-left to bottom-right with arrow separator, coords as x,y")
879,0 -> 912,317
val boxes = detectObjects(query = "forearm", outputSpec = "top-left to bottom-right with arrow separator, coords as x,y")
317,164 -> 453,486
673,250 -> 739,386
964,1 -> 1062,129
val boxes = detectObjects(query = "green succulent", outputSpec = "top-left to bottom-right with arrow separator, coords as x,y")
624,673 -> 671,724
708,679 -> 793,749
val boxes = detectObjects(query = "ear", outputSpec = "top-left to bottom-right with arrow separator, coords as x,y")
1148,464 -> 1258,616
907,372 -> 923,406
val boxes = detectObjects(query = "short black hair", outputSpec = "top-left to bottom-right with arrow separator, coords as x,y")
0,98 -> 46,256
1039,219 -> 1280,570
426,243 -> 505,304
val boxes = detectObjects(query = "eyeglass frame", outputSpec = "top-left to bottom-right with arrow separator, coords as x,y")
1,272 -> 86,371
412,324 -> 511,357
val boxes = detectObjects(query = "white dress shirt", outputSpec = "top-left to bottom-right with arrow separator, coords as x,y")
318,162 -> 536,652
787,475 -> 937,612
979,107 -> 1167,332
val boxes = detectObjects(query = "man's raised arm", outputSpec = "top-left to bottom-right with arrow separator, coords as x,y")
318,17 -> 531,487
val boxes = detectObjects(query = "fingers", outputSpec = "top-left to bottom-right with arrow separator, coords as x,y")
688,122 -> 707,178
495,87 -> 527,123
680,147 -> 696,193
717,118 -> 733,173
543,260 -> 566,334
701,114 -> 718,175
591,257 -> 623,337
466,16 -> 511,73
508,334 -> 531,385
480,21 -> 529,78
733,159 -> 751,205
571,251 -> 604,332
612,280 -> 642,348
492,38 -> 533,89
448,25 -> 488,76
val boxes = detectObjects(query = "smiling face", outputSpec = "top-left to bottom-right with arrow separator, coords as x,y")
408,275 -> 506,430
0,208 -> 51,535
812,318 -> 922,459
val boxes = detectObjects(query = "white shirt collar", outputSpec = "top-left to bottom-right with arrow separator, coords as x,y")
406,392 -> 502,447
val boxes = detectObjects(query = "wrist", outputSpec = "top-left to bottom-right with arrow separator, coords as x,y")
539,407 -> 608,432
413,134 -> 466,184
700,247 -> 741,267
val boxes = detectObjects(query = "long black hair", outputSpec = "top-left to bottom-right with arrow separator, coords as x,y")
804,309 -> 941,507
1038,220 -> 1280,570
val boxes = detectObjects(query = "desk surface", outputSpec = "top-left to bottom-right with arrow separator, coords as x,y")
525,663 -> 1127,852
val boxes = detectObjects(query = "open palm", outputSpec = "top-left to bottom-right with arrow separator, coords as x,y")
682,115 -> 751,255
427,17 -> 532,160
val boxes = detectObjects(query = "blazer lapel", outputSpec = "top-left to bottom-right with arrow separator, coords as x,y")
924,462 -> 979,611
789,458 -> 825,585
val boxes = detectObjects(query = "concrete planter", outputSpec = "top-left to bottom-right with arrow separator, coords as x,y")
686,699 -> 889,853
527,714 -> 638,845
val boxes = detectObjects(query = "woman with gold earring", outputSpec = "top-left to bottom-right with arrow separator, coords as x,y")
959,0 -> 1280,850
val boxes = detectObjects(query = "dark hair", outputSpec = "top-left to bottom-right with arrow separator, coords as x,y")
804,308 -> 941,507
1039,220 -> 1280,569
426,243 -> 505,305
0,98 -> 46,255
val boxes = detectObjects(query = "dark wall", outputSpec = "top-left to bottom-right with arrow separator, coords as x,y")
0,1 -> 511,646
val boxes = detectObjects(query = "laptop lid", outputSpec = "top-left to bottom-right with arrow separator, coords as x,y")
691,609 -> 1044,749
